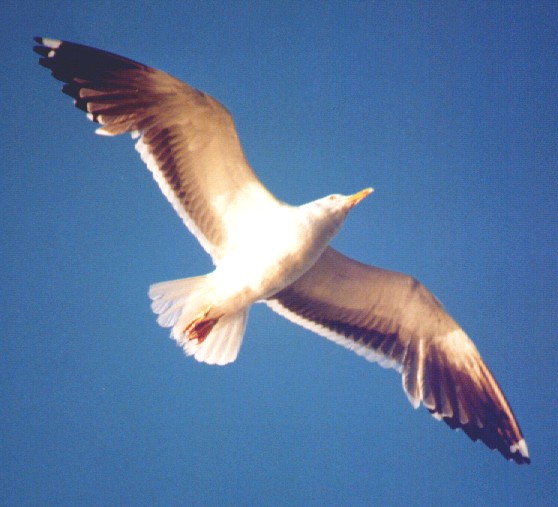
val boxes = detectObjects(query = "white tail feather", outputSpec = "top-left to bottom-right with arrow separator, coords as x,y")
148,276 -> 249,365
186,310 -> 249,365
149,276 -> 207,328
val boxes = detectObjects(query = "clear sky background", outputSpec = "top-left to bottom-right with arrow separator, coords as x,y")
2,2 -> 557,505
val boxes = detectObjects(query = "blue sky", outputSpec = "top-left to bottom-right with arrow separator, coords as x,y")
2,1 -> 557,505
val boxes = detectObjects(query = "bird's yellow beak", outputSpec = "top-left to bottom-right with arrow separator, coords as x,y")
346,187 -> 374,207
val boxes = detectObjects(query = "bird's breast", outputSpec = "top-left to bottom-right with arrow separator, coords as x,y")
211,206 -> 336,308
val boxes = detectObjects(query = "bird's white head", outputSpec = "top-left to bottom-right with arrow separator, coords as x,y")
306,187 -> 374,239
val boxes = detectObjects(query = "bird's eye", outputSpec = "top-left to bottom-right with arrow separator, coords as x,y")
328,195 -> 338,201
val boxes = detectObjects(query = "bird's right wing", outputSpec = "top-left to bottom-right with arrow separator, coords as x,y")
266,247 -> 529,464
34,37 -> 278,263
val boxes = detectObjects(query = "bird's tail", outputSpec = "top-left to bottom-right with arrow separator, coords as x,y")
148,276 -> 249,365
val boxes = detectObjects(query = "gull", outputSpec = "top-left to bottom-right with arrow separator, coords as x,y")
33,37 -> 529,464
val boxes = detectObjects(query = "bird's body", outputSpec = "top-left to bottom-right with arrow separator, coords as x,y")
150,190 -> 371,362
209,193 -> 365,304
34,37 -> 530,464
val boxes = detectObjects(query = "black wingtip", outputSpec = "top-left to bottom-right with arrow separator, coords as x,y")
33,37 -> 62,59
509,438 -> 531,465
33,36 -> 45,56
33,46 -> 49,58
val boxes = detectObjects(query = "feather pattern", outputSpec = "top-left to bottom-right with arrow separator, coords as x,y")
34,37 -> 277,263
266,247 -> 529,463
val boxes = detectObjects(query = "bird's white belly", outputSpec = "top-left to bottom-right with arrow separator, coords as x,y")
209,207 -> 331,313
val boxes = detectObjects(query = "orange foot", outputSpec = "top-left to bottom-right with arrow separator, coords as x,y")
184,307 -> 221,344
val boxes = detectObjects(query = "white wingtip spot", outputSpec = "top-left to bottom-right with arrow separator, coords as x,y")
41,37 -> 62,49
510,439 -> 529,459
130,130 -> 140,139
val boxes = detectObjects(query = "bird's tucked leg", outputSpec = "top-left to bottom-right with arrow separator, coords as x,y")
184,306 -> 222,343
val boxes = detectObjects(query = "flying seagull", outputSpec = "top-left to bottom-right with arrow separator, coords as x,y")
34,37 -> 529,464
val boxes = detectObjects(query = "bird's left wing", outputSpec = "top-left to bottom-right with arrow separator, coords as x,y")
34,37 -> 278,263
265,247 -> 529,464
